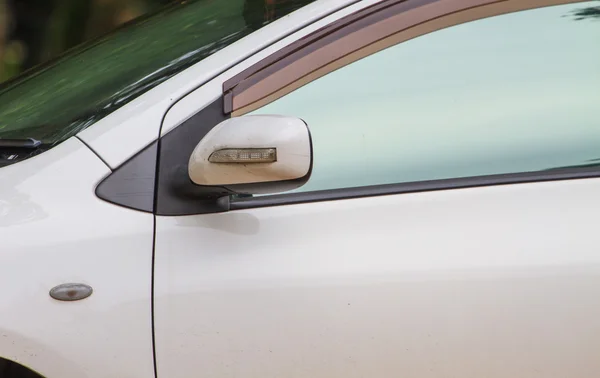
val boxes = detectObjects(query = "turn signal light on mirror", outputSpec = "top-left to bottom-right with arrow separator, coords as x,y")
188,115 -> 310,186
208,148 -> 277,163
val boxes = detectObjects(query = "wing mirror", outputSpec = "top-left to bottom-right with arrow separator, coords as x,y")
188,115 -> 312,195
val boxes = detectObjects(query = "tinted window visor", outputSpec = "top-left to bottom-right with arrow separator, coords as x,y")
0,0 -> 316,167
224,0 -> 593,116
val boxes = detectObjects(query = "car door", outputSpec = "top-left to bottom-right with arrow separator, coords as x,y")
153,0 -> 600,377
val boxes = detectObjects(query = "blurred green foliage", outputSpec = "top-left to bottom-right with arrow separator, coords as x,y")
0,0 -> 169,82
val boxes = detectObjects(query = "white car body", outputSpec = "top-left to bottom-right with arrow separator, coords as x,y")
1,0 -> 599,377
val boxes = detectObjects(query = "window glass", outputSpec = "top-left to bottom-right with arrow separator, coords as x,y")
0,0 -> 316,167
249,2 -> 600,193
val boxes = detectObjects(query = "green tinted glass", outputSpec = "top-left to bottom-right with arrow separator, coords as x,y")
0,0 -> 315,145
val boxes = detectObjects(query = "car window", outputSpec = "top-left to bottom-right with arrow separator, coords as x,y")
248,1 -> 600,194
0,0 -> 316,167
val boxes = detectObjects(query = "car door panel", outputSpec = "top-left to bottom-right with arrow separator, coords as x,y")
154,178 -> 600,377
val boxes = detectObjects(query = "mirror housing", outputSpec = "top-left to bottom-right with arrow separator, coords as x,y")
188,115 -> 312,195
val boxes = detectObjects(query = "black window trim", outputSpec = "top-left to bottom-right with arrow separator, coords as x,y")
229,167 -> 600,211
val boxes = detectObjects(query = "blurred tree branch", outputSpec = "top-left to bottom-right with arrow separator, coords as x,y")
571,5 -> 600,20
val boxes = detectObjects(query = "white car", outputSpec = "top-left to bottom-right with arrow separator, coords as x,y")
1,0 -> 599,377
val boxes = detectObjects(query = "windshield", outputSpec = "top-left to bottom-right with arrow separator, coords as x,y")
0,0 -> 315,148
